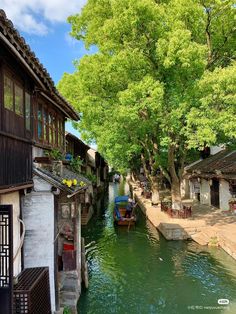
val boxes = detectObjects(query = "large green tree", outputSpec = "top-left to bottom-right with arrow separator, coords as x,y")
59,0 -> 236,208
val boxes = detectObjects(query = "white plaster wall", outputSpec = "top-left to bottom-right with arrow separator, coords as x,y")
0,191 -> 22,277
210,146 -> 224,155
200,179 -> 211,205
32,146 -> 44,159
21,176 -> 56,312
189,179 -> 200,200
181,179 -> 190,199
219,180 -> 231,210
189,180 -> 195,199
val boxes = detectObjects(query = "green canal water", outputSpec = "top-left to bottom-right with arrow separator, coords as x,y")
78,183 -> 236,314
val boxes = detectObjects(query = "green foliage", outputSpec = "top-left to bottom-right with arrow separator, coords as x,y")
85,173 -> 97,184
59,0 -> 236,191
45,149 -> 63,161
63,306 -> 72,314
186,62 -> 236,148
70,156 -> 84,173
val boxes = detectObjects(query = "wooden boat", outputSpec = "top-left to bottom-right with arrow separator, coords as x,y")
113,195 -> 137,226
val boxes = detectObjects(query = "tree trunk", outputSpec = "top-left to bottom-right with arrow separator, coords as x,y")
150,175 -> 160,205
168,144 -> 183,210
141,153 -> 149,179
171,176 -> 182,210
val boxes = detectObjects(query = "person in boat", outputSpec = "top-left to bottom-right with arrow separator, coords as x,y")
114,173 -> 120,183
125,198 -> 136,218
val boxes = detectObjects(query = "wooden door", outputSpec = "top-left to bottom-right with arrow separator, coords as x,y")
211,179 -> 220,208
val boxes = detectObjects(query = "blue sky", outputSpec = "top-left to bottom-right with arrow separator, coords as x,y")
0,0 -> 92,139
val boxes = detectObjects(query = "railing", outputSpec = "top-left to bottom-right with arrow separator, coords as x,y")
0,134 -> 32,188
161,201 -> 192,219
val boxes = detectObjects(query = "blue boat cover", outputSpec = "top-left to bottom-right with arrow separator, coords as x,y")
114,204 -> 122,220
114,195 -> 129,203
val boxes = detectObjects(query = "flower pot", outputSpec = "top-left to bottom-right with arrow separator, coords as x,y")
34,156 -> 52,164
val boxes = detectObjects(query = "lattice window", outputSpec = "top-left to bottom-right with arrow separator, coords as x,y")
0,212 -> 10,287
0,205 -> 13,314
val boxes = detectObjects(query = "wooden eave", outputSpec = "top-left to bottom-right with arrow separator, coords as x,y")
0,182 -> 33,194
186,172 -> 236,180
65,132 -> 90,151
0,9 -> 79,121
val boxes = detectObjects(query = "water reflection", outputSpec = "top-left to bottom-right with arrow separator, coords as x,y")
78,183 -> 236,314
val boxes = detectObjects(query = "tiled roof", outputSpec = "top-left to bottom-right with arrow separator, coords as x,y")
186,150 -> 236,176
0,9 -> 79,120
34,166 -> 91,196
65,133 -> 90,150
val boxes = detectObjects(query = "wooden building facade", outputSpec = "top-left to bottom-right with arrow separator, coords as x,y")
0,9 -> 80,313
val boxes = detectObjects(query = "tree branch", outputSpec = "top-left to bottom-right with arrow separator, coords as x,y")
205,7 -> 213,65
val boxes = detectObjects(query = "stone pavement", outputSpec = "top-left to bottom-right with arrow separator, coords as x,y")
130,181 -> 236,261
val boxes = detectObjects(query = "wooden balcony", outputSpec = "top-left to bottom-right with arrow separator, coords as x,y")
0,133 -> 32,190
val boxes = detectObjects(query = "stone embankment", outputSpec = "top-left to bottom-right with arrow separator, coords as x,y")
130,181 -> 236,261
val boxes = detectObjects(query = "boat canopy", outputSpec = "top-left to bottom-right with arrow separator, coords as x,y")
114,195 -> 129,204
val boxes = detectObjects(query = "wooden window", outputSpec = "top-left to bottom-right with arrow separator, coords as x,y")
58,119 -> 64,147
25,92 -> 31,131
49,112 -> 53,144
34,100 -> 65,150
37,104 -> 43,140
15,83 -> 24,116
4,74 -> 13,111
43,108 -> 49,143
53,115 -> 57,146
58,119 -> 61,146
60,120 -> 64,148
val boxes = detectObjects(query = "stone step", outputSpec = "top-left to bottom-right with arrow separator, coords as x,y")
60,290 -> 78,297
60,291 -> 79,307
217,232 -> 236,260
191,232 -> 210,246
54,308 -> 64,314
62,281 -> 80,293
60,299 -> 77,308
183,227 -> 201,235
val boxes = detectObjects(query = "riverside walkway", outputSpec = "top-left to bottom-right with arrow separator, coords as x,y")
130,181 -> 236,261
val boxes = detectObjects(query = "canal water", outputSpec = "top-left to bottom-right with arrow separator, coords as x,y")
78,183 -> 236,314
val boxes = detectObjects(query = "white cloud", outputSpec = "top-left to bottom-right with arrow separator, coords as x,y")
0,0 -> 87,35
64,32 -> 78,47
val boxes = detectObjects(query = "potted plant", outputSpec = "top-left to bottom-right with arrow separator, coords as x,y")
69,156 -> 84,173
34,149 -> 63,164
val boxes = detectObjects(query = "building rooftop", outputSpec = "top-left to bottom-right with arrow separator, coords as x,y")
34,165 -> 91,197
186,150 -> 236,177
0,9 -> 79,121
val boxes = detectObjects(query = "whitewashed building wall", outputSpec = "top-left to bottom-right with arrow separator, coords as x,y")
22,176 -> 56,312
219,180 -> 231,210
189,180 -> 199,200
181,179 -> 190,199
200,179 -> 211,205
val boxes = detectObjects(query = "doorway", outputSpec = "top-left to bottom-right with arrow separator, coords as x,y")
210,179 -> 220,208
